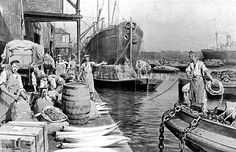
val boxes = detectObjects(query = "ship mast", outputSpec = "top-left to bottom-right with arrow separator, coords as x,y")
111,0 -> 117,25
108,0 -> 110,26
215,32 -> 218,48
213,19 -> 218,49
130,17 -> 133,67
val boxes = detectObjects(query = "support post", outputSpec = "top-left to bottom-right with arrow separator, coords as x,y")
76,0 -> 81,64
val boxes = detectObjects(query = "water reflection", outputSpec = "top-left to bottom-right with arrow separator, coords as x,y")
96,73 -> 189,152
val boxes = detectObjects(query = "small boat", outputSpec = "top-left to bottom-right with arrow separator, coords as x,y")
93,65 -> 162,91
178,77 -> 236,100
204,59 -> 224,68
168,63 -> 188,72
151,65 -> 180,73
161,104 -> 236,152
94,77 -> 162,91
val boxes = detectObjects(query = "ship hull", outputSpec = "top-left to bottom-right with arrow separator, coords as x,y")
164,107 -> 236,152
85,22 -> 143,66
201,49 -> 236,64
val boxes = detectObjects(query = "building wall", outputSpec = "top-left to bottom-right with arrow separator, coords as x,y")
40,22 -> 54,50
23,0 -> 63,13
24,22 -> 55,53
0,0 -> 23,54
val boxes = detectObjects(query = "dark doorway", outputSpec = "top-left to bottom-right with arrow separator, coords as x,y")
34,33 -> 40,44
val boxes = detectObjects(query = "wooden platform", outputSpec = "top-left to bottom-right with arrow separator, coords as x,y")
48,91 -> 133,152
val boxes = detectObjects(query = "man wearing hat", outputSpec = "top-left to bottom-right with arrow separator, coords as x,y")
0,60 -> 28,122
31,65 -> 46,93
56,54 -> 67,76
80,55 -> 107,100
185,51 -> 215,114
67,55 -> 77,80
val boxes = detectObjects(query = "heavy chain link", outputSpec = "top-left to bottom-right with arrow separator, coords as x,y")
179,116 -> 201,152
158,105 -> 182,152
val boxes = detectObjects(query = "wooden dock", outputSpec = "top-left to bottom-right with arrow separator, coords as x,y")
48,91 -> 133,152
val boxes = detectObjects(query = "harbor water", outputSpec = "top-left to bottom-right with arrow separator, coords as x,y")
97,73 -> 191,152
96,65 -> 236,152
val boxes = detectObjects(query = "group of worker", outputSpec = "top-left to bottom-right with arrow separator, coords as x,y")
135,58 -> 151,78
0,50 -> 219,123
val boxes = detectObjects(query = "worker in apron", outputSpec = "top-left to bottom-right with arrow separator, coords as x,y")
186,51 -> 215,114
80,55 -> 107,100
0,60 -> 29,122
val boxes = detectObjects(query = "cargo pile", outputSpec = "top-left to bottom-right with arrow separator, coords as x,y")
211,70 -> 236,83
1,40 -> 45,68
94,65 -> 136,80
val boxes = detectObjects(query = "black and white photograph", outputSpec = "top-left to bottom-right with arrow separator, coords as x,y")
0,0 -> 236,151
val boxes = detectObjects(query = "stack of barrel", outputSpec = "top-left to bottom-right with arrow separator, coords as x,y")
62,82 -> 91,125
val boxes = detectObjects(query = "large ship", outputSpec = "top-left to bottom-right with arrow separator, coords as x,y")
201,34 -> 236,64
84,20 -> 143,66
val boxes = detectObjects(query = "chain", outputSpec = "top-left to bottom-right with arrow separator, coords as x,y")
158,105 -> 182,152
179,116 -> 201,152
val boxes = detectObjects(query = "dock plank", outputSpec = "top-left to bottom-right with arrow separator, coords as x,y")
48,91 -> 132,152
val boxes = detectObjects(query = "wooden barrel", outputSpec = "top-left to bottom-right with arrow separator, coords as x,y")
62,82 -> 91,125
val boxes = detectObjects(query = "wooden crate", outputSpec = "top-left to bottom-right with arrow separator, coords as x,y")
6,121 -> 48,152
0,125 -> 44,152
0,134 -> 36,152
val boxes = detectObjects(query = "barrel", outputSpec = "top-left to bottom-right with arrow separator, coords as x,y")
62,82 -> 91,125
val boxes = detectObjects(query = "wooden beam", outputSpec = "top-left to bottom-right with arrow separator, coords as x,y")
76,0 -> 81,64
24,11 -> 82,22
66,0 -> 77,9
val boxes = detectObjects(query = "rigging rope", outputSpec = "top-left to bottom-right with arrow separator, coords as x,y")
148,79 -> 179,100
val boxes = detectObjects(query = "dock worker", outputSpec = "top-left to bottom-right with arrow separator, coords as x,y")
80,55 -> 107,100
56,54 -> 67,76
31,65 -> 46,93
67,55 -> 77,80
43,49 -> 55,75
124,57 -> 131,67
136,59 -> 142,79
0,60 -> 28,122
186,51 -> 215,114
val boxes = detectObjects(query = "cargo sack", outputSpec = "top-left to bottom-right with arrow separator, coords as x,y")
41,106 -> 68,123
11,100 -> 34,121
89,100 -> 100,120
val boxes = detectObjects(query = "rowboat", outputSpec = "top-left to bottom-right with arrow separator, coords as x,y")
94,78 -> 162,91
160,104 -> 236,152
151,65 -> 180,73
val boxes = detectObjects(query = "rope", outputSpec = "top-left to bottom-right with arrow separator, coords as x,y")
205,79 -> 224,96
148,79 -> 179,100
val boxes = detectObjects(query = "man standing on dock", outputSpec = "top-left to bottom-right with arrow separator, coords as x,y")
186,51 -> 215,114
80,55 -> 107,100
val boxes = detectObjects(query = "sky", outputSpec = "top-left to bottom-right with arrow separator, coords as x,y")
57,0 -> 236,52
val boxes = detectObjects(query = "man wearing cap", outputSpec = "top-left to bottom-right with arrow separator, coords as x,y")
56,54 -> 66,76
67,55 -> 77,80
185,51 -> 215,114
31,65 -> 46,93
80,55 -> 107,100
0,60 -> 27,122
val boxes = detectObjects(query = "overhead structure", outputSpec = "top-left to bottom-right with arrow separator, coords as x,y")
23,0 -> 82,64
